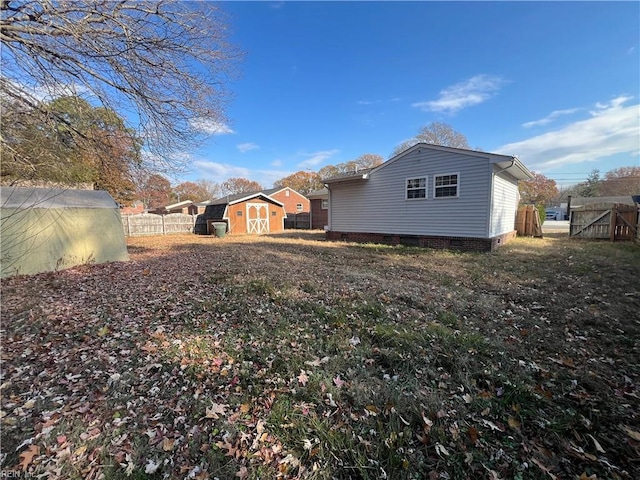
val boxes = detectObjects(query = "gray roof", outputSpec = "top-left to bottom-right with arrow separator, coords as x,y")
209,191 -> 284,206
307,188 -> 329,199
1,187 -> 118,209
322,168 -> 374,184
570,196 -> 638,207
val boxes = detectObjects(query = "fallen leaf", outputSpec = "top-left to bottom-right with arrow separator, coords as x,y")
236,465 -> 248,479
18,445 -> 39,471
205,403 -> 227,419
333,374 -> 345,389
468,426 -> 479,444
586,434 -> 605,453
621,425 -> 640,441
508,416 -> 521,430
145,459 -> 160,474
462,393 -> 473,404
435,443 -> 449,457
162,438 -> 176,451
297,370 -> 309,386
73,445 -> 87,457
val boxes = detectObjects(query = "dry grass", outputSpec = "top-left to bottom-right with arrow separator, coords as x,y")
1,231 -> 639,479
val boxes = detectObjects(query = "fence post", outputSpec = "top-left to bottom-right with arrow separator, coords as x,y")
162,215 -> 166,235
126,215 -> 130,237
609,204 -> 617,242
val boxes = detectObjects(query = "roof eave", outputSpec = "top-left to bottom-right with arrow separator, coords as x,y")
323,173 -> 370,185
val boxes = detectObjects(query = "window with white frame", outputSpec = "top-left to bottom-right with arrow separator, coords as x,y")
434,173 -> 459,198
406,177 -> 427,199
296,203 -> 303,212
321,199 -> 328,209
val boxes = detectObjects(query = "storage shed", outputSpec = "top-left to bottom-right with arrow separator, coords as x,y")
194,192 -> 287,235
1,187 -> 129,277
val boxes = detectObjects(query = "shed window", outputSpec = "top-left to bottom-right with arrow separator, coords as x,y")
321,199 -> 328,209
406,177 -> 426,199
434,173 -> 459,198
271,210 -> 276,216
236,210 -> 243,216
296,203 -> 303,212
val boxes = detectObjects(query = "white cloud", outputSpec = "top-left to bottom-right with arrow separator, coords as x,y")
237,142 -> 259,153
496,96 -> 639,171
192,160 -> 250,180
191,160 -> 291,188
522,108 -> 579,128
413,74 -> 505,114
271,159 -> 283,167
190,118 -> 234,135
297,149 -> 340,169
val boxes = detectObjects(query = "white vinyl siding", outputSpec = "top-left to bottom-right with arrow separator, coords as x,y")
329,147 -> 493,238
490,169 -> 520,236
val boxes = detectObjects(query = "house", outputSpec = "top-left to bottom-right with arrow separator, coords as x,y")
189,201 -> 210,215
1,187 -> 129,277
308,188 -> 329,230
154,200 -> 194,215
194,192 -> 287,235
323,143 -> 533,252
120,200 -> 145,215
262,187 -> 310,214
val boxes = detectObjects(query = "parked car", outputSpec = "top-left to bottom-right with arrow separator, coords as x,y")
545,210 -> 560,220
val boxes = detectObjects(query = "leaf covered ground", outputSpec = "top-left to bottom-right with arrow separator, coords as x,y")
1,231 -> 639,479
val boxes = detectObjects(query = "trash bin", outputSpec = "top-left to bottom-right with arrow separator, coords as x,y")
212,222 -> 227,238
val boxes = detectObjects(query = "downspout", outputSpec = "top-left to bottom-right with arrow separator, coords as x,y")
325,183 -> 331,233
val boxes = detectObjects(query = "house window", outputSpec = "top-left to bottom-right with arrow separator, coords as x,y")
286,190 -> 290,197
296,203 -> 303,212
434,173 -> 459,198
406,177 -> 426,199
321,199 -> 328,210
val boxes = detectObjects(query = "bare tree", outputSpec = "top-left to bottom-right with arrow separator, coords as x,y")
393,122 -> 469,156
1,0 -> 240,171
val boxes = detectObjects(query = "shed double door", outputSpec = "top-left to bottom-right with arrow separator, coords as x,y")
246,203 -> 269,234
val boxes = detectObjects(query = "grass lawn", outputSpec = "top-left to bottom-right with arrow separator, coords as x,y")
1,231 -> 639,479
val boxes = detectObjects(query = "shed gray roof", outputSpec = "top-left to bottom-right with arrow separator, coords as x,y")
1,187 -> 118,209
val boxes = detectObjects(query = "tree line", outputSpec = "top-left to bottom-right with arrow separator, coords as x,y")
518,167 -> 640,207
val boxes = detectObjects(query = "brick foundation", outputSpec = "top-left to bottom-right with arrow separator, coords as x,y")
326,230 -> 517,252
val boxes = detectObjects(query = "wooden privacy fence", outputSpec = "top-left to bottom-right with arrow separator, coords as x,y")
122,213 -> 196,237
570,203 -> 638,241
516,205 -> 542,237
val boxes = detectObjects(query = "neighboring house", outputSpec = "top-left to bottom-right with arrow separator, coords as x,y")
308,188 -> 329,230
120,201 -> 145,215
160,200 -> 194,215
189,201 -> 210,215
194,192 -> 287,235
323,143 -> 533,252
262,187 -> 310,214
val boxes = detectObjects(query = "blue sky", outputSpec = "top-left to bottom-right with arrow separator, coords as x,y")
181,1 -> 639,189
